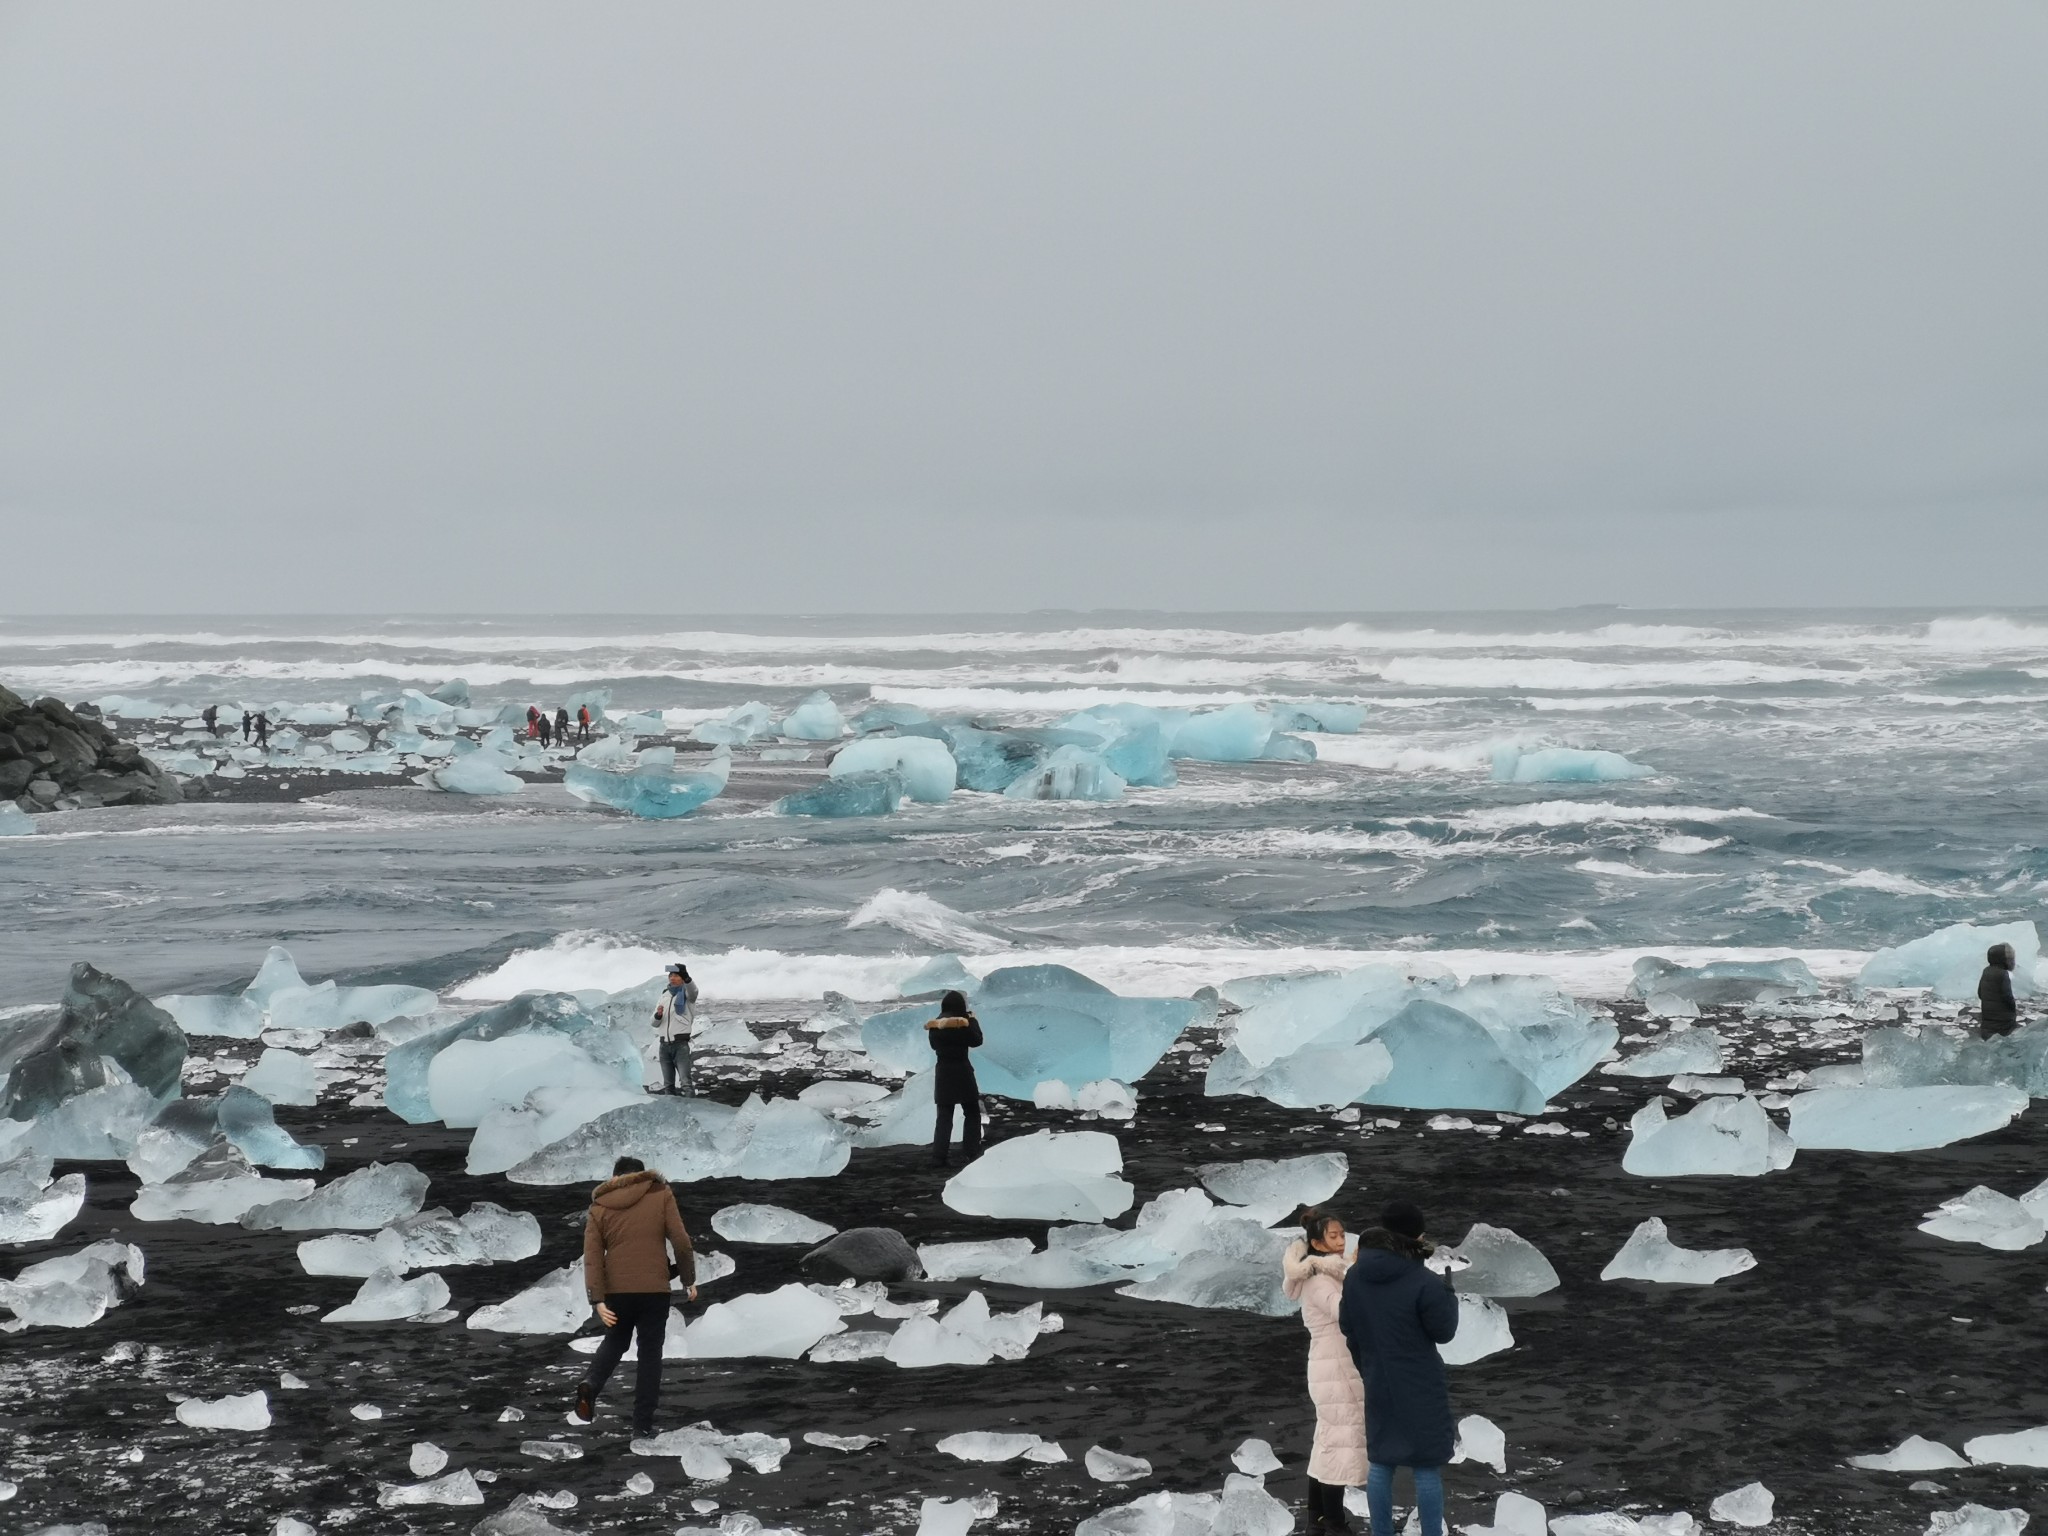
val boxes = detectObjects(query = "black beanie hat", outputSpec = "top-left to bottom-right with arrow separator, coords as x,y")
1380,1200 -> 1426,1239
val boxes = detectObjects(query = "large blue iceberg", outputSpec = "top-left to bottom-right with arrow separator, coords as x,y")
861,965 -> 1208,1098
774,771 -> 904,818
830,738 -> 956,803
564,746 -> 730,819
1490,746 -> 1653,784
691,702 -> 776,746
778,691 -> 847,741
1859,921 -> 2040,1002
1002,745 -> 1126,803
383,992 -> 644,1126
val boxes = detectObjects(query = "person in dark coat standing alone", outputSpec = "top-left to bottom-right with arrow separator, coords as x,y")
1980,943 -> 2021,1039
1338,1200 -> 1460,1536
927,988 -> 984,1167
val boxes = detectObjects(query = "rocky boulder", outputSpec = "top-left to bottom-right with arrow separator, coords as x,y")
0,683 -> 182,812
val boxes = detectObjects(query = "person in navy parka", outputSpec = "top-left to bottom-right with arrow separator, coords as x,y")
1337,1199 -> 1460,1536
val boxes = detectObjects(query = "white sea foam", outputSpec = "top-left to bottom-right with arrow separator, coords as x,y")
1375,657 -> 1849,691
1575,860 -> 1716,880
846,889 -> 1011,954
452,931 -> 1869,1005
1310,735 -> 1530,773
1443,802 -> 1775,833
1654,835 -> 1728,855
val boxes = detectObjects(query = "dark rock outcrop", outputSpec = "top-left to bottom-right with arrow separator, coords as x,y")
801,1226 -> 924,1282
0,683 -> 183,812
0,962 -> 189,1119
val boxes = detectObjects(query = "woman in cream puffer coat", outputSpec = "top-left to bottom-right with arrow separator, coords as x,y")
1283,1206 -> 1368,1531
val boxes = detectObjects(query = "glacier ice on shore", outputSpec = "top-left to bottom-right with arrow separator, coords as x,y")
1860,1025 -> 2048,1096
0,802 -> 35,835
861,965 -> 1206,1100
1490,745 -> 1652,783
4,963 -> 187,1117
1435,1224 -> 1559,1297
882,1290 -> 1045,1368
176,1390 -> 270,1430
1847,1436 -> 1969,1472
1629,956 -> 1820,1007
1002,745 -> 1126,803
0,1239 -> 144,1329
779,691 -> 847,741
1075,1476 -> 1293,1536
467,1261 -> 587,1335
301,1203 -> 542,1275
130,1139 -> 314,1224
158,945 -> 437,1039
685,1283 -> 846,1358
1623,1095 -> 1795,1178
1196,1153 -> 1347,1223
0,1153 -> 85,1244
1789,1085 -> 2028,1152
217,1086 -> 325,1169
1923,1506 -> 2031,1536
1918,1182 -> 2048,1250
564,747 -> 730,820
711,1204 -> 837,1245
241,1048 -> 319,1106
430,749 -> 524,795
1963,1426 -> 2048,1467
506,1093 -> 851,1185
384,991 -> 641,1125
830,738 -> 956,803
1206,966 -> 1616,1115
323,1266 -> 452,1323
242,1162 -> 430,1231
1600,1218 -> 1756,1284
942,1130 -> 1134,1222
1438,1295 -> 1510,1365
1859,921 -> 2040,1001
427,1031 -> 644,1129
775,771 -> 905,818
1707,1483 -> 1774,1527
1604,1028 -> 1725,1079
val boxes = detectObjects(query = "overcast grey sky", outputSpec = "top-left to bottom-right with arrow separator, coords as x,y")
2,2 -> 2044,613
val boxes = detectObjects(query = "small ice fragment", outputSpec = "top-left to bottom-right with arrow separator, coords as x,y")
1848,1436 -> 1968,1471
175,1390 -> 270,1430
1232,1438 -> 1283,1476
242,1048 -> 319,1107
1434,1224 -> 1559,1297
937,1431 -> 1051,1462
917,1238 -> 1038,1282
804,1431 -> 880,1451
623,1471 -> 655,1495
1924,1508 -> 2031,1536
1437,1295 -> 1512,1365
467,1261 -> 587,1335
1085,1445 -> 1153,1482
409,1443 -> 448,1477
1451,1413 -> 1506,1473
1601,1219 -> 1757,1285
916,1494 -> 999,1536
1919,1187 -> 2046,1251
352,1404 -> 384,1420
521,1440 -> 583,1461
1196,1152 -> 1347,1212
272,1520 -> 317,1536
680,1443 -> 732,1480
242,1162 -> 430,1232
1623,1096 -> 1790,1179
377,1470 -> 485,1507
710,1203 -> 838,1245
323,1268 -> 451,1323
1708,1483 -> 1774,1526
498,1406 -> 526,1422
1464,1491 -> 1548,1536
278,1373 -> 308,1390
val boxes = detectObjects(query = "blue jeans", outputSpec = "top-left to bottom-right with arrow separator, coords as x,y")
658,1037 -> 692,1094
1367,1463 -> 1443,1536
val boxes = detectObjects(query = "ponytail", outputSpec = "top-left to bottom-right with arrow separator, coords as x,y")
1295,1204 -> 1339,1250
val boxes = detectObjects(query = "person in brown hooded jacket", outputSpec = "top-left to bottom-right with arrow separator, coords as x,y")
574,1156 -> 696,1435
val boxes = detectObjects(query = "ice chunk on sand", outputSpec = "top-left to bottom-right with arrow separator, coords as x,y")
1003,745 -> 1126,803
467,1261 -> 587,1335
1435,1224 -> 1559,1297
1919,1184 -> 2048,1251
386,990 -> 636,1125
776,770 -> 904,818
1077,1478 -> 1293,1536
0,802 -> 36,835
1233,1439 -> 1283,1476
431,752 -> 524,795
683,1282 -> 846,1358
1924,1507 -> 2031,1536
429,1031 -> 643,1128
1197,1152 -> 1347,1216
805,1431 -> 880,1451
1624,1096 -> 1793,1178
779,691 -> 847,741
797,1079 -> 890,1109
693,700 -> 777,745
1848,1436 -> 1968,1472
1790,1085 -> 2028,1152
885,1291 -> 1045,1368
1451,1413 -> 1507,1473
160,946 -> 437,1039
1707,1482 -> 1773,1526
175,1390 -> 270,1431
243,1162 -> 430,1231
711,1203 -> 837,1245
1963,1426 -> 2048,1467
1113,1193 -> 1293,1316
131,1141 -> 314,1225
215,1085 -> 325,1170
1462,1491 -> 1547,1536
468,1084 -> 646,1175
831,737 -> 956,803
918,1238 -> 1038,1282
323,1266 -> 451,1323
1601,1218 -> 1756,1285
632,1424 -> 790,1473
1086,1446 -> 1153,1482
937,1431 -> 1055,1462
1630,956 -> 1820,1006
1437,1295 -> 1511,1364
507,1093 -> 852,1185
3,962 -> 187,1116
564,749 -> 729,820
1605,1028 -> 1725,1079
409,1443 -> 449,1477
943,1130 -> 1134,1222
1859,921 -> 2039,1001
862,965 -> 1205,1099
1490,745 -> 1652,783
0,1239 -> 144,1328
377,1470 -> 485,1507
916,1494 -> 999,1536
0,1158 -> 85,1245
320,1202 -> 543,1273
241,1048 -> 319,1106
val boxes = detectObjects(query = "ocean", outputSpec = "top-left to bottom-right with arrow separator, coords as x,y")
4,608 -> 2045,1010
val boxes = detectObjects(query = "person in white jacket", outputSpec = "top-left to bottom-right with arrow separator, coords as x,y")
1283,1205 -> 1369,1532
652,962 -> 700,1095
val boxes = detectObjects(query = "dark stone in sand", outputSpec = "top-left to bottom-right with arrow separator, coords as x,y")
801,1225 -> 922,1282
0,962 -> 188,1117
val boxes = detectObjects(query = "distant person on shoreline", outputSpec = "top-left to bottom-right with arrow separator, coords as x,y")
1980,943 -> 2020,1039
652,963 -> 699,1095
927,988 -> 984,1167
1339,1201 -> 1459,1536
527,704 -> 541,740
1285,1205 -> 1367,1532
555,706 -> 571,746
574,1154 -> 695,1437
537,713 -> 553,748
576,705 -> 593,745
202,704 -> 219,736
253,711 -> 269,749
240,710 -> 252,741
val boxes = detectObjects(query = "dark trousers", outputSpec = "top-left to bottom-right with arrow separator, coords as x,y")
659,1038 -> 692,1094
583,1292 -> 670,1432
933,1080 -> 982,1165
1306,1478 -> 1353,1527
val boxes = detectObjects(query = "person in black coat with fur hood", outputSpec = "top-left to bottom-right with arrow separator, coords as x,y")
926,989 -> 984,1167
1338,1200 -> 1460,1536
